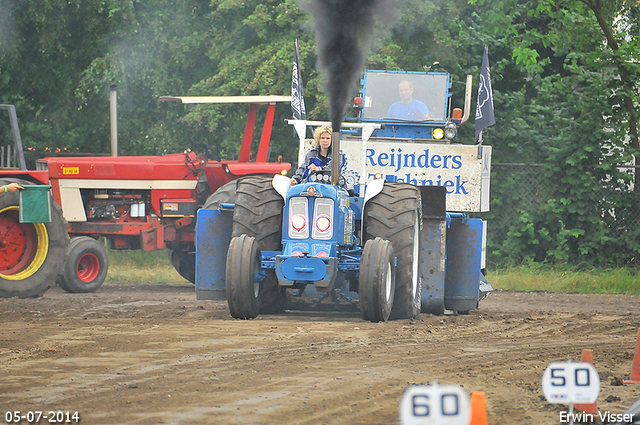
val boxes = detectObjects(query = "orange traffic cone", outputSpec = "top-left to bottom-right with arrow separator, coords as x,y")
468,391 -> 488,425
574,349 -> 598,414
623,328 -> 640,384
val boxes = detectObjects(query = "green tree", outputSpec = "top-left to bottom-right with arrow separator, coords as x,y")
0,1 -> 224,158
1,0 -> 115,157
467,0 -> 640,265
74,0 -> 221,156
177,0 -> 320,163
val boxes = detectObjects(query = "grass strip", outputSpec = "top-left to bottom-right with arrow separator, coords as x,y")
106,248 -> 186,283
106,248 -> 640,294
487,265 -> 640,294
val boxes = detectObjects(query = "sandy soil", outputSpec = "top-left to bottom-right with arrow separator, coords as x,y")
1,281 -> 639,425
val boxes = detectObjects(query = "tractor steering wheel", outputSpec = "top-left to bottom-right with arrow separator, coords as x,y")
184,151 -> 206,178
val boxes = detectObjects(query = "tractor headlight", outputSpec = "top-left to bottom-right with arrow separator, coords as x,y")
291,214 -> 306,231
444,122 -> 457,140
312,198 -> 334,240
433,128 -> 444,140
316,216 -> 331,232
288,197 -> 309,239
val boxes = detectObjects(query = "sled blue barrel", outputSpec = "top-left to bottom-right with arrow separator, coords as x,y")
195,206 -> 233,300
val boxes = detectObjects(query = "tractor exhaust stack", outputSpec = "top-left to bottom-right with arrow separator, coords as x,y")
331,131 -> 340,186
110,85 -> 118,157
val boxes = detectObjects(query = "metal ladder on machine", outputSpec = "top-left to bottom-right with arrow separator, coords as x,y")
0,104 -> 27,170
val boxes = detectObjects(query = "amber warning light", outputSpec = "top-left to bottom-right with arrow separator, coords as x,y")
452,108 -> 463,123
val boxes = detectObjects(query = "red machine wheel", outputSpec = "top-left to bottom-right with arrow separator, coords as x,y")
0,209 -> 39,273
0,179 -> 69,298
58,236 -> 108,293
77,252 -> 100,282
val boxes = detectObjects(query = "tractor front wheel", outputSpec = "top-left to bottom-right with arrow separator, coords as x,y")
58,236 -> 108,293
365,182 -> 422,319
233,176 -> 285,314
359,237 -> 395,322
226,234 -> 261,319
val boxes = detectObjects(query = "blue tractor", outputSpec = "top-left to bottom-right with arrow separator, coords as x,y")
195,69 -> 492,321
225,173 -> 424,322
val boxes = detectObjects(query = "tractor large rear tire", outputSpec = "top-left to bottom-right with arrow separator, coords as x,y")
166,179 -> 239,284
365,182 -> 421,320
233,176 -> 285,314
226,234 -> 261,319
0,178 -> 69,298
58,236 -> 108,293
202,179 -> 238,210
359,238 -> 395,322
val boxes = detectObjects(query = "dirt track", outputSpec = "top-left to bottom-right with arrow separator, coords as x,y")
1,281 -> 639,425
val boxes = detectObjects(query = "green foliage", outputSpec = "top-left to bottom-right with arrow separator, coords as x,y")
163,0 -> 317,163
1,0 -> 221,158
471,0 -> 640,268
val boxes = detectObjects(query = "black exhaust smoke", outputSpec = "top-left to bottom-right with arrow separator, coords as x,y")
300,0 -> 397,131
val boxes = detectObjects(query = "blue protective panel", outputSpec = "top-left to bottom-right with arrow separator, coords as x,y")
348,196 -> 364,220
195,208 -> 233,300
444,218 -> 482,311
420,219 -> 445,314
278,257 -> 328,282
276,256 -> 338,291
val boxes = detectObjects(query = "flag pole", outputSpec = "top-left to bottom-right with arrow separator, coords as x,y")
479,44 -> 487,147
474,44 -> 495,145
292,38 -> 308,166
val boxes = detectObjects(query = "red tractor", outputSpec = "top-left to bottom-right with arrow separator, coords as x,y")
0,97 -> 291,298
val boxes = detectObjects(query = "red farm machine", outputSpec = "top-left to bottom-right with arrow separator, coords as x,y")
0,97 -> 291,298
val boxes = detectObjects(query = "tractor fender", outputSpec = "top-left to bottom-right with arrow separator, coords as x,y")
360,177 -> 385,236
362,177 -> 385,207
271,174 -> 290,200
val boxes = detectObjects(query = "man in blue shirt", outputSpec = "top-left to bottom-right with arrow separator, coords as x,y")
386,80 -> 430,121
